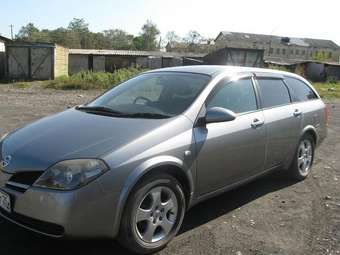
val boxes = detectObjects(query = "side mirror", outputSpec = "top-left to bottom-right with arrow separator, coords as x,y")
205,107 -> 236,124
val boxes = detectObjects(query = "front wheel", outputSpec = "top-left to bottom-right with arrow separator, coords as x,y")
118,174 -> 186,254
289,133 -> 315,180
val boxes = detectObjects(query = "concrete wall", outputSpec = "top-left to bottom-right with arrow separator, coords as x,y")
0,41 -> 5,79
0,41 -> 4,52
54,45 -> 68,78
215,37 -> 338,62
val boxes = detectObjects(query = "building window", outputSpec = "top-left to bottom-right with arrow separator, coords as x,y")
269,48 -> 273,54
290,49 -> 294,55
295,49 -> 300,55
301,50 -> 305,55
329,52 -> 332,58
276,48 -> 280,54
282,49 -> 286,55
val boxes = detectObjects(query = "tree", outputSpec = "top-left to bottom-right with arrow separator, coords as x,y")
16,23 -> 40,41
67,18 -> 89,33
103,29 -> 134,49
185,30 -> 203,45
132,36 -> 144,50
166,31 -> 181,44
139,20 -> 160,50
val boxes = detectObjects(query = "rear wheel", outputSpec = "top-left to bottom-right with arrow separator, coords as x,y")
289,133 -> 315,180
118,174 -> 186,254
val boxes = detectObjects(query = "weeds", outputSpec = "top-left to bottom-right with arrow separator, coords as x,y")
43,68 -> 146,90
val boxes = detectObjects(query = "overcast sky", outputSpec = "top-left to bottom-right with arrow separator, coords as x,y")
1,0 -> 339,45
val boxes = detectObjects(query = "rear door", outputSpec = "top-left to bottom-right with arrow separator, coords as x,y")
195,75 -> 266,195
255,75 -> 301,170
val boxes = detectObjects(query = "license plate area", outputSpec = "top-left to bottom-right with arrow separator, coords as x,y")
0,190 -> 11,213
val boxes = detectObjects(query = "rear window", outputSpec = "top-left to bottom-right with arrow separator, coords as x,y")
257,78 -> 291,108
284,77 -> 318,102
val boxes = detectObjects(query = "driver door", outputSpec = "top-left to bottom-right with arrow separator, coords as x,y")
194,77 -> 266,195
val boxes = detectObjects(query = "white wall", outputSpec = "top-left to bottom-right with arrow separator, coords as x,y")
0,41 -> 5,52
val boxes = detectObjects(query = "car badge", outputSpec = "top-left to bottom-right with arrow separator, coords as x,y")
0,155 -> 12,168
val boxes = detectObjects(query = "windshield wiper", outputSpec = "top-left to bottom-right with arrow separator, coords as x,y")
123,112 -> 172,119
76,106 -> 123,115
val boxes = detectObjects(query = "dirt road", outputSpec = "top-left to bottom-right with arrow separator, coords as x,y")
0,85 -> 339,255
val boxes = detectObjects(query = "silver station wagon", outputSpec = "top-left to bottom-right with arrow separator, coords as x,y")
0,66 -> 327,254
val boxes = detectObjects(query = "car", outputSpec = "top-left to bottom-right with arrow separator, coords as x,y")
0,66 -> 327,254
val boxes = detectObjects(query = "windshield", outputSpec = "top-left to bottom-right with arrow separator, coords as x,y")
84,72 -> 210,118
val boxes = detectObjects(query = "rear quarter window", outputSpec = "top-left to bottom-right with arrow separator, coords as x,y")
284,77 -> 318,102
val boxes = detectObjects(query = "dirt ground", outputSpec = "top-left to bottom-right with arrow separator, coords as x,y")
0,84 -> 339,255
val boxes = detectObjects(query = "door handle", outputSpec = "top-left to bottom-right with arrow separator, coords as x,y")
251,118 -> 264,128
293,109 -> 302,117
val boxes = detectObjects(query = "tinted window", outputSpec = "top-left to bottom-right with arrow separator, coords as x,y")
207,78 -> 257,113
257,79 -> 291,108
284,77 -> 318,102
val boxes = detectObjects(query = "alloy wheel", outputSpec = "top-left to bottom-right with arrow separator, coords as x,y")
134,186 -> 178,243
297,139 -> 313,176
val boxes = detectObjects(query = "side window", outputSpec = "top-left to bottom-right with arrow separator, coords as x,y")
207,78 -> 257,114
257,78 -> 291,108
284,77 -> 318,102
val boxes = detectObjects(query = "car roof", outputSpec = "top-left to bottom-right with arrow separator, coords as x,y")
146,65 -> 301,79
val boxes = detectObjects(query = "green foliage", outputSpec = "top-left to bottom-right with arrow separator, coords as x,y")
313,82 -> 340,98
43,68 -> 146,90
13,82 -> 32,89
327,76 -> 338,84
267,64 -> 292,72
15,19 -> 160,51
139,20 -> 160,50
313,51 -> 329,61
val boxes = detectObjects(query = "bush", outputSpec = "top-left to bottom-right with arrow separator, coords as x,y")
43,68 -> 146,90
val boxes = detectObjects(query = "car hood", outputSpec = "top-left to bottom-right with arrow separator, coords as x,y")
1,109 -> 172,173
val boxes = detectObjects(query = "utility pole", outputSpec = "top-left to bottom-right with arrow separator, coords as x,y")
9,24 -> 14,40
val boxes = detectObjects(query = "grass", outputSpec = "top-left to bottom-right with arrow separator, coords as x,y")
42,68 -> 146,90
313,82 -> 340,99
13,82 -> 32,89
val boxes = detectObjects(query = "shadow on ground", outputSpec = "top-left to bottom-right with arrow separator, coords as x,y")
0,171 -> 297,255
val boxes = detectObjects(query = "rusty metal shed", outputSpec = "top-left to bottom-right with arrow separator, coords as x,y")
68,49 -> 204,75
6,42 -> 68,80
204,47 -> 264,67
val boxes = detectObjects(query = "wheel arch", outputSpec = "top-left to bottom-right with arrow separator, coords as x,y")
112,155 -> 194,237
301,125 -> 318,145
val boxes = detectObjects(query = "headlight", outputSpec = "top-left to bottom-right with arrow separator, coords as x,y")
33,159 -> 108,190
0,133 -> 8,142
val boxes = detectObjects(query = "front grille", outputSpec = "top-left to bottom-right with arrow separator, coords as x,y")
0,208 -> 64,237
6,171 -> 44,192
9,171 -> 43,186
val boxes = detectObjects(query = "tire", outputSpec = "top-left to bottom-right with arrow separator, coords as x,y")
289,133 -> 315,180
118,174 -> 186,254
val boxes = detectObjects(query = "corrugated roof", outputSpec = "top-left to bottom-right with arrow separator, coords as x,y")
265,59 -> 340,67
217,31 -> 340,49
69,49 -> 205,58
0,35 -> 12,42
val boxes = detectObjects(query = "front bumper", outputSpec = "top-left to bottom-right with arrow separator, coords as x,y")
0,171 -> 120,238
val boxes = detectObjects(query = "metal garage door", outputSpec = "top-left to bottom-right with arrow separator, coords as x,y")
7,46 -> 53,80
31,47 -> 53,79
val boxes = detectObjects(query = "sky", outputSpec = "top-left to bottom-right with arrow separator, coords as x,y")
1,0 -> 340,45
